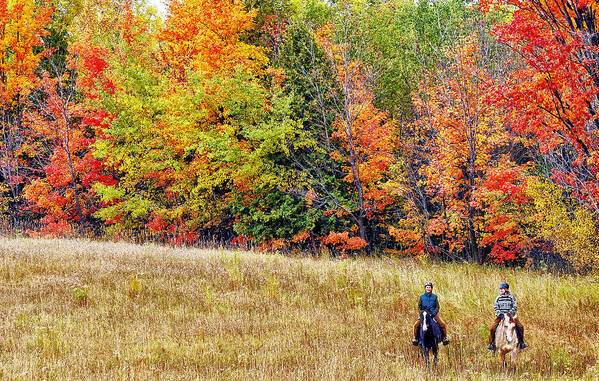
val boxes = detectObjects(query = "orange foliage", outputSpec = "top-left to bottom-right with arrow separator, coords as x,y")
316,23 -> 397,242
331,100 -> 396,213
291,231 -> 310,243
0,0 -> 52,102
412,35 -> 531,262
322,231 -> 368,251
0,0 -> 53,211
159,0 -> 266,80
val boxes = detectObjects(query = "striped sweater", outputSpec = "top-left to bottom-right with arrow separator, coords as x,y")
494,292 -> 517,317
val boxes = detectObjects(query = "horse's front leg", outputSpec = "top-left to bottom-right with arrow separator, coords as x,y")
500,351 -> 507,372
509,350 -> 518,374
432,346 -> 438,369
422,347 -> 430,369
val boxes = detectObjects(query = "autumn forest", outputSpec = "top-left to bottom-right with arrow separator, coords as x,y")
1,0 -> 598,271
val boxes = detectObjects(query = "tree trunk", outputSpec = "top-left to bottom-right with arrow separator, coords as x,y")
468,206 -> 480,263
64,125 -> 84,228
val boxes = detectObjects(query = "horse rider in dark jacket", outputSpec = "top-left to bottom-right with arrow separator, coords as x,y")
487,282 -> 528,350
412,282 -> 450,346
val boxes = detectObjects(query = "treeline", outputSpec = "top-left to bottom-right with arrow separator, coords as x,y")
0,0 -> 598,270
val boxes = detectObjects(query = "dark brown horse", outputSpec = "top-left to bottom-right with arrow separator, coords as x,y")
417,310 -> 443,369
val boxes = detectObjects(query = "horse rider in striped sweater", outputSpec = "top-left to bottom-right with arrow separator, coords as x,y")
487,282 -> 528,350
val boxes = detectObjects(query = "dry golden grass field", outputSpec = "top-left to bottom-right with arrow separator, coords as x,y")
0,237 -> 597,380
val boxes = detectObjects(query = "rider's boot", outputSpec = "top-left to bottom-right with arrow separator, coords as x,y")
487,331 -> 496,350
412,338 -> 419,346
487,328 -> 496,350
440,326 -> 450,345
516,326 -> 528,349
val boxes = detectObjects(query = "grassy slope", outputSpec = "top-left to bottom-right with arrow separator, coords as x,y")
0,237 -> 597,380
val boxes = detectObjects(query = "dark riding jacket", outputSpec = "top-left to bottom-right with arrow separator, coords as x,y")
419,292 -> 440,317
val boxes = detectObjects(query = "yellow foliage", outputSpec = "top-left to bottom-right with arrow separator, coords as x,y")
527,178 -> 599,271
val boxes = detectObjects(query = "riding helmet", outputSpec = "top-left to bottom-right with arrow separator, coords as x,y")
424,282 -> 433,288
499,282 -> 509,289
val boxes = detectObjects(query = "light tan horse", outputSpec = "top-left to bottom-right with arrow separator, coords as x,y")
494,315 -> 519,372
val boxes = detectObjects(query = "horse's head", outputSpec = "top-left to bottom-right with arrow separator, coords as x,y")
422,311 -> 428,332
502,315 -> 517,344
